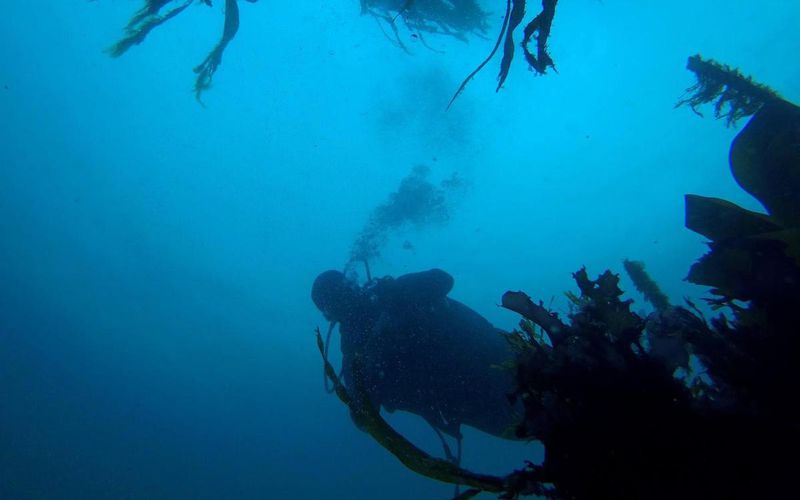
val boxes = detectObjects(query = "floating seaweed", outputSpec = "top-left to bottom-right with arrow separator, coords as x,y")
192,0 -> 242,99
361,0 -> 490,49
107,0 -> 194,58
676,54 -> 782,126
102,1 -> 559,104
449,0 -> 559,108
106,0 -> 257,102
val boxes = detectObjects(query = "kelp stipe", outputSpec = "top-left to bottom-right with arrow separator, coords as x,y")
106,0 -> 255,102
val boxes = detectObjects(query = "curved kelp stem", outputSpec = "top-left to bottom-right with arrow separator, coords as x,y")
449,0 -> 559,108
521,0 -> 557,74
314,328 -> 509,494
126,0 -> 177,30
107,0 -> 193,58
676,55 -> 782,126
321,321 -> 339,394
107,0 -> 255,100
448,0 -> 512,109
392,0 -> 415,23
496,0 -> 527,91
193,0 -> 240,102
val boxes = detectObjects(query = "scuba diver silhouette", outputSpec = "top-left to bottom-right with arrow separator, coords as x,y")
311,268 -> 519,444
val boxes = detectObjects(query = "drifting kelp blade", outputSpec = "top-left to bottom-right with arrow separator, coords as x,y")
448,0 -> 512,108
193,0 -> 240,101
622,259 -> 671,313
127,0 -> 174,30
449,0 -> 559,107
685,195 -> 782,242
107,0 -> 193,58
496,0 -> 526,91
521,0 -> 558,74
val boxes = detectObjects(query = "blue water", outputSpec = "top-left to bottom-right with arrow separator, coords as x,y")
1,1 -> 798,498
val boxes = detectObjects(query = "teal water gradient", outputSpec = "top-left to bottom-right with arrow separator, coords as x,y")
1,1 -> 799,498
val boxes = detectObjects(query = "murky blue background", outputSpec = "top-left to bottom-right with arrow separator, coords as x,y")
1,1 -> 798,498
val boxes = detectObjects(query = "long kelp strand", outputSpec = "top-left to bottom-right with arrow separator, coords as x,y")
447,0 -> 512,109
193,0 -> 240,102
107,0 -> 193,58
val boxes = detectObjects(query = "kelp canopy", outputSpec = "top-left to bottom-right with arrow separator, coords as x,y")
361,0 -> 490,51
104,0 -> 562,104
361,0 -> 563,106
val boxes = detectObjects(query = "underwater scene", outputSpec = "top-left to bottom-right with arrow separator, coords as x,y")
1,1 -> 799,499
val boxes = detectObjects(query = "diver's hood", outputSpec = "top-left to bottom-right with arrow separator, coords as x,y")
311,270 -> 360,321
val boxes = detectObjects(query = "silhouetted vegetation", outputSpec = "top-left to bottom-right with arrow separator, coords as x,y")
361,0 -> 489,53
622,259 -> 670,313
676,54 -> 782,126
106,0 -> 256,102
103,1 -> 563,103
449,0 -> 559,108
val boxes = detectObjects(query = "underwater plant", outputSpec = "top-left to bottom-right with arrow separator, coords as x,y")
498,91 -> 799,499
622,259 -> 670,313
361,0 -> 490,53
102,1 -> 561,104
676,54 -> 783,126
449,0 -> 559,108
107,0 -> 258,102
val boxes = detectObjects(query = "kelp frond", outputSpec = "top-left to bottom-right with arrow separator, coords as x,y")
447,0 -> 512,109
521,0 -> 558,75
126,0 -> 174,30
496,0 -> 526,91
676,54 -> 781,126
362,0 -> 488,58
450,0 -> 559,107
107,0 -> 193,58
623,259 -> 671,313
107,0 -> 252,101
193,0 -> 240,102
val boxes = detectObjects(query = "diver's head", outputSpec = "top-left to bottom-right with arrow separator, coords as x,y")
311,270 -> 361,322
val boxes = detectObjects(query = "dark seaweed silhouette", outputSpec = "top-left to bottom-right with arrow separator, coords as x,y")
449,0 -> 559,108
102,1 -> 563,103
361,0 -> 489,51
623,259 -> 670,313
676,54 -> 782,126
106,0 -> 257,102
